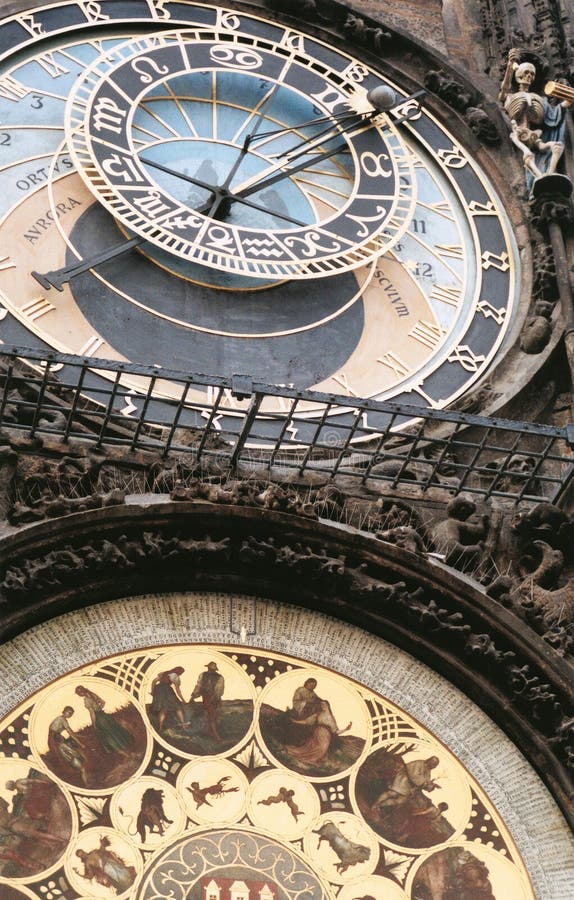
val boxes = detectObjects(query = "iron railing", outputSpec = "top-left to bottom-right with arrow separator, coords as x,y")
1,346 -> 573,505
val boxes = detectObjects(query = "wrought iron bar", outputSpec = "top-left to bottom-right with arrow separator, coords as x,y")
0,347 -> 572,505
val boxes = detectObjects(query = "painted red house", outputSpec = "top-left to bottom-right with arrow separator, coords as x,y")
201,877 -> 278,900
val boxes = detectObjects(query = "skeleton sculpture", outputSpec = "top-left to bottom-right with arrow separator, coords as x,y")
499,50 -> 572,188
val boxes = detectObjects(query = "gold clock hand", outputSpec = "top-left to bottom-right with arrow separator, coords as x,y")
226,115 -> 373,203
225,136 -> 356,205
232,88 -> 423,199
219,49 -> 309,188
251,110 -> 364,160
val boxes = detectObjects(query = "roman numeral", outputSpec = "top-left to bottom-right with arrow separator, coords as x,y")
79,335 -> 105,357
481,250 -> 510,271
21,297 -> 55,320
77,1 -> 110,23
0,77 -> 29,102
477,300 -> 507,325
332,372 -> 357,396
447,344 -> 486,372
429,284 -> 462,308
378,352 -> 410,379
409,320 -> 445,349
435,244 -> 464,260
17,14 -> 44,37
469,200 -> 496,215
437,145 -> 467,168
36,52 -> 69,79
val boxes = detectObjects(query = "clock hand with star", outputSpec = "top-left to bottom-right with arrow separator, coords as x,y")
204,90 -> 426,221
203,128 -> 360,218
200,110 -> 372,220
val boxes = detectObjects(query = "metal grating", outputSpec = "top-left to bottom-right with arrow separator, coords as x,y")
1,346 -> 573,505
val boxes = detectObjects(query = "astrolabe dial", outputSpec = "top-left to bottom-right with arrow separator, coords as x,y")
64,29 -> 416,280
0,1 -> 518,443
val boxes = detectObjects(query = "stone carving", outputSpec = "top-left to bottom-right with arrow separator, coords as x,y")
3,449 -> 119,524
452,382 -> 501,415
378,524 -> 427,555
512,501 -> 573,548
532,241 -> 558,303
9,488 -> 126,525
464,105 -> 501,144
465,633 -> 516,664
550,715 -> 574,770
513,540 -> 574,628
530,183 -> 574,229
376,500 -> 424,531
343,11 -> 391,52
397,582 -> 567,734
0,534 -> 230,597
171,478 -> 319,518
520,310 -> 553,353
370,457 -> 420,482
0,531 -> 352,598
485,503 -> 574,650
263,0 -> 326,21
499,49 -> 571,189
483,453 -> 538,494
507,662 -> 562,725
306,484 -> 345,521
430,496 -> 490,572
401,594 -> 472,637
255,484 -> 315,516
424,69 -> 473,113
276,542 -> 347,579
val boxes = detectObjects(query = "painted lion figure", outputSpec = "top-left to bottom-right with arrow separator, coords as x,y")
135,788 -> 172,843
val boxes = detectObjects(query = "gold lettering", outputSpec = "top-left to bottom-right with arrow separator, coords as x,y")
17,14 -> 44,37
21,297 -> 55,321
409,320 -> 445,350
481,250 -> 510,271
435,244 -> 464,260
437,145 -> 467,168
77,1 -> 110,23
332,372 -> 357,396
36,52 -> 69,79
92,97 -> 128,134
0,77 -> 29,102
477,299 -> 507,325
429,284 -> 462,308
378,352 -> 410,379
447,344 -> 486,372
79,335 -> 105,357
469,200 -> 496,215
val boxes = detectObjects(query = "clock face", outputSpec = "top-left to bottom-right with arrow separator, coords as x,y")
65,29 -> 415,279
0,1 -> 518,441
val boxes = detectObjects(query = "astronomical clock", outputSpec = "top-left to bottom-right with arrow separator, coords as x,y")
0,0 -> 519,438
2,3 -> 573,900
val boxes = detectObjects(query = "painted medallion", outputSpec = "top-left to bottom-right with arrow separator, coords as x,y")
0,643 -> 534,898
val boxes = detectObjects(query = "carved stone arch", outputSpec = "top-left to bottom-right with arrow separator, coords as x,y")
1,500 -> 573,829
